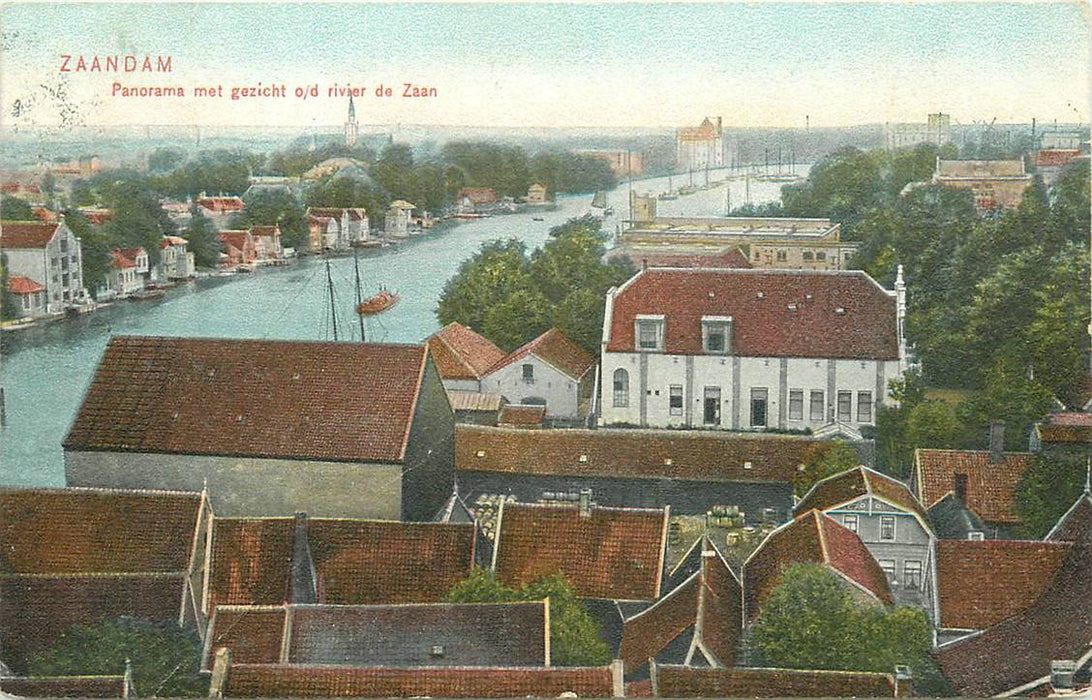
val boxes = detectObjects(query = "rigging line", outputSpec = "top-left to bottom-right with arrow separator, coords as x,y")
261,262 -> 323,339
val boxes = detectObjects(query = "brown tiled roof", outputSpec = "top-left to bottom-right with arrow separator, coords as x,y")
497,404 -> 546,427
109,249 -> 137,269
937,530 -> 1092,697
224,664 -> 615,698
197,196 -> 244,212
619,572 -> 700,671
219,230 -> 252,252
0,575 -> 186,671
1035,150 -> 1082,167
0,676 -> 130,698
306,207 -> 366,221
249,225 -> 280,237
426,323 -> 505,381
676,117 -> 722,141
493,502 -> 668,601
937,159 -> 1027,178
915,449 -> 1033,524
606,269 -> 898,360
743,510 -> 891,623
64,336 -> 428,464
700,546 -> 742,666
207,602 -> 548,669
936,539 -> 1072,630
0,487 -> 202,574
447,391 -> 504,412
457,188 -> 498,204
1037,412 -> 1092,444
654,665 -> 897,697
488,328 -> 596,380
795,467 -> 926,522
7,276 -> 44,294
161,235 -> 188,247
208,517 -> 476,609
456,425 -> 818,484
1047,494 -> 1092,542
0,221 -> 59,249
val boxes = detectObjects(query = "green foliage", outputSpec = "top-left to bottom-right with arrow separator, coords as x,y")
0,253 -> 15,321
233,189 -> 308,249
446,568 -> 611,667
437,217 -> 633,354
1,196 -> 36,220
155,149 -> 257,199
184,208 -> 223,269
28,617 -> 206,697
147,148 -> 186,174
1015,456 -> 1088,538
795,440 -> 860,497
305,176 -> 387,225
753,564 -> 945,694
67,212 -> 111,297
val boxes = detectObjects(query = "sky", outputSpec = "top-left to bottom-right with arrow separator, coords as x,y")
1,2 -> 1089,130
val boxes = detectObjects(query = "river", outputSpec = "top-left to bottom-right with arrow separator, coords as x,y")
0,167 -> 804,485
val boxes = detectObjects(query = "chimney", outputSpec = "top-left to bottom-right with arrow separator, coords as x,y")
208,647 -> 232,698
1051,660 -> 1077,690
578,489 -> 592,518
954,473 -> 968,503
988,421 -> 1006,463
291,512 -> 318,604
894,665 -> 913,697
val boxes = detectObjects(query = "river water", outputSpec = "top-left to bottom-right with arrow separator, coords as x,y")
0,167 -> 804,485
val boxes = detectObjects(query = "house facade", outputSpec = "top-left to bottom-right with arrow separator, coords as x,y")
933,158 -> 1033,211
101,248 -> 147,298
385,201 -> 414,239
219,230 -> 256,266
526,183 -> 548,204
676,117 -> 724,173
5,276 -> 48,319
599,267 -> 906,432
159,235 -> 195,279
195,196 -> 245,230
64,337 -> 456,521
481,329 -> 596,424
0,219 -> 88,314
305,208 -> 369,249
249,225 -> 283,260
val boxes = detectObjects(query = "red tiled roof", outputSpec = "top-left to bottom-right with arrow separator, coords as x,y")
1037,412 -> 1092,444
606,269 -> 898,360
915,449 -> 1033,524
654,665 -> 897,697
204,607 -> 287,666
250,226 -> 280,237
307,207 -> 367,221
0,676 -> 130,698
493,502 -> 668,601
676,117 -> 722,141
208,517 -> 476,609
426,323 -> 506,381
497,404 -> 546,427
622,248 -> 753,269
224,664 -> 615,698
488,328 -> 596,380
1,183 -> 41,195
619,572 -> 700,671
1036,150 -> 1082,167
1048,494 -> 1092,542
0,221 -> 59,249
743,510 -> 891,623
0,487 -> 202,574
197,196 -> 244,213
109,249 -> 137,269
700,545 -> 742,665
456,425 -> 817,484
936,540 -> 1072,630
937,531 -> 1092,697
219,230 -> 252,252
161,235 -> 188,248
457,188 -> 498,204
33,207 -> 57,222
447,391 -> 504,413
64,336 -> 429,464
79,208 -> 113,225
795,467 -> 926,523
6,276 -> 44,294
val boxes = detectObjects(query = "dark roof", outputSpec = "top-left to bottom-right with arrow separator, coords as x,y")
653,665 -> 898,697
936,539 -> 1072,630
493,502 -> 668,601
0,676 -> 130,698
794,466 -> 926,523
456,425 -> 821,484
488,328 -> 596,380
927,492 -> 992,540
915,449 -> 1033,524
1037,412 -> 1092,444
0,221 -> 59,249
937,527 -> 1092,696
606,268 -> 898,360
425,323 -> 506,381
1047,493 -> 1092,542
743,510 -> 892,623
208,517 -> 476,609
207,602 -> 548,669
224,664 -> 615,698
65,336 -> 429,464
0,487 -> 202,574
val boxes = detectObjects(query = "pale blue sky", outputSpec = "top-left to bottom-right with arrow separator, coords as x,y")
2,3 -> 1088,128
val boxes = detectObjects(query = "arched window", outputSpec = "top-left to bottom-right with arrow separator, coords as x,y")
613,368 -> 629,408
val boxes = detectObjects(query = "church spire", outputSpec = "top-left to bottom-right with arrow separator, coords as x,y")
348,96 -> 356,121
345,97 -> 359,147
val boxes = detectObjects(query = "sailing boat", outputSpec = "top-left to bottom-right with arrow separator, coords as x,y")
659,174 -> 678,200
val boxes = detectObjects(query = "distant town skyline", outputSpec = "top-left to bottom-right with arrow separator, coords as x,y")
1,3 -> 1088,130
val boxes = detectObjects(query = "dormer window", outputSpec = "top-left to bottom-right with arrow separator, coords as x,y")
701,316 -> 732,354
635,315 -> 665,352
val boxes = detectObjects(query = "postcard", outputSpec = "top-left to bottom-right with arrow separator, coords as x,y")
0,2 -> 1089,698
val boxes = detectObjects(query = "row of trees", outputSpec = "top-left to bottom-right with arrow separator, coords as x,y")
436,215 -> 634,354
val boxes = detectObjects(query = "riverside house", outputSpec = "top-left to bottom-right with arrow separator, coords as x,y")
0,218 -> 89,315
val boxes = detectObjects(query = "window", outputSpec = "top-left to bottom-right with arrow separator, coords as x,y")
636,318 -> 664,351
810,391 -> 825,421
843,514 -> 859,533
788,390 -> 804,420
612,369 -> 629,408
968,531 -> 985,541
857,391 -> 873,423
815,251 -> 826,262
802,251 -> 814,262
904,560 -> 923,589
879,559 -> 897,584
703,387 -> 721,425
706,329 -> 725,352
669,385 -> 683,416
837,391 -> 852,421
880,516 -> 896,540
21,295 -> 30,311
776,250 -> 787,262
750,388 -> 768,427
702,317 -> 732,354
522,364 -> 534,382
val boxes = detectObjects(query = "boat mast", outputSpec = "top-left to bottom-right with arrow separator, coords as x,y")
325,257 -> 339,342
353,247 -> 365,342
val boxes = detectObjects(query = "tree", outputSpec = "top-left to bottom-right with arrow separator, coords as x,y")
436,239 -> 534,335
233,189 -> 309,249
481,288 -> 553,351
184,208 -> 222,269
1014,456 -> 1088,538
148,148 -> 186,174
67,212 -> 111,297
752,564 -> 946,694
2,196 -> 36,220
446,568 -> 611,667
28,617 -> 206,697
0,253 -> 16,321
795,441 -> 860,497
